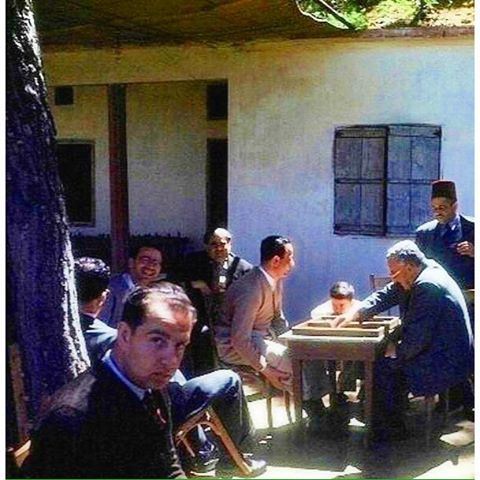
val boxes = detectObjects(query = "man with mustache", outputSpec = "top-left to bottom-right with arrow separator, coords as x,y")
331,241 -> 473,440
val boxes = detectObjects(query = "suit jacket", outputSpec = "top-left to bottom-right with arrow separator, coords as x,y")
98,273 -> 133,327
23,363 -> 185,479
359,260 -> 473,396
80,312 -> 118,361
215,267 -> 288,370
415,214 -> 475,288
178,251 -> 252,327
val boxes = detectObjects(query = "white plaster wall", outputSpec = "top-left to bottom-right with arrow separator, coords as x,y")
44,36 -> 474,321
228,40 -> 474,321
127,83 -> 206,241
49,82 -> 208,244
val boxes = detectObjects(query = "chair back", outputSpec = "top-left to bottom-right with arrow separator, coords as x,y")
369,274 -> 391,292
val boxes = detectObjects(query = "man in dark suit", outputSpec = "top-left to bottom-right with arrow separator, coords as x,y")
216,235 -> 331,427
332,240 -> 473,440
24,284 -> 266,478
415,179 -> 474,290
178,227 -> 252,375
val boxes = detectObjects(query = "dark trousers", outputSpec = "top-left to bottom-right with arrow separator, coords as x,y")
372,357 -> 408,433
169,369 -> 256,451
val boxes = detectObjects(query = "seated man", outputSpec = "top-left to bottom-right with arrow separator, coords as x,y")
332,240 -> 473,440
215,235 -> 332,429
26,274 -> 265,478
99,243 -> 164,327
178,227 -> 252,375
311,281 -> 363,394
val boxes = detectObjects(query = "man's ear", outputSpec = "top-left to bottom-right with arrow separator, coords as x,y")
117,322 -> 132,347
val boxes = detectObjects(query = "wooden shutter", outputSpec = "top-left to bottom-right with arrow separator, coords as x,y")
386,125 -> 441,235
334,127 -> 387,235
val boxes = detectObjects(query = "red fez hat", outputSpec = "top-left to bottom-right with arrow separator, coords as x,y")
431,180 -> 457,201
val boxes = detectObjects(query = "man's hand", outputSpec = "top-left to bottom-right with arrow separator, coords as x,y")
456,241 -> 474,257
191,280 -> 212,295
261,365 -> 291,391
330,309 -> 360,328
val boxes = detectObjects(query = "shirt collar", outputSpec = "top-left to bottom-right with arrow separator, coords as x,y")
259,266 -> 276,290
447,214 -> 461,230
102,350 -> 147,400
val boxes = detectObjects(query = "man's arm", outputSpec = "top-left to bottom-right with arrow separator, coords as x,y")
331,283 -> 401,327
230,288 -> 265,371
396,282 -> 439,362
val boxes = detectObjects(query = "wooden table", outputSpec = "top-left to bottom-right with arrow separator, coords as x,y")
279,323 -> 395,445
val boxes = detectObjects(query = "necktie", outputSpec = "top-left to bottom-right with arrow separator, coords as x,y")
143,390 -> 167,428
442,224 -> 459,248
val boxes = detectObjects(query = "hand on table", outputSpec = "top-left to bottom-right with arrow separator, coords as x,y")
330,309 -> 360,328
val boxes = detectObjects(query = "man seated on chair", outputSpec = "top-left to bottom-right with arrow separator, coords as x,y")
331,240 -> 473,441
311,281 -> 363,395
215,235 -> 333,432
177,227 -> 252,375
99,243 -> 165,327
24,283 -> 267,478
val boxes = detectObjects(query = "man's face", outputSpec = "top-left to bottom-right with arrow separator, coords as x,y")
331,298 -> 353,315
130,247 -> 162,285
206,234 -> 232,263
116,299 -> 192,390
274,243 -> 295,279
387,258 -> 417,291
431,197 -> 457,224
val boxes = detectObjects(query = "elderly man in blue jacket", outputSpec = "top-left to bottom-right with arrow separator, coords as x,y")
333,240 -> 473,440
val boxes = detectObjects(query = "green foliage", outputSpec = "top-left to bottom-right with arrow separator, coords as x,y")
296,0 -> 473,30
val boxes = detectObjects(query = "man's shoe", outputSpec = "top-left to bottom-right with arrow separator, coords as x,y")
183,443 -> 220,474
217,455 -> 267,478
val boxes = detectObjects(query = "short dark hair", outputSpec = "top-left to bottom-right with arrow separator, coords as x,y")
329,281 -> 355,300
74,257 -> 110,304
260,235 -> 291,263
122,285 -> 197,331
128,243 -> 162,260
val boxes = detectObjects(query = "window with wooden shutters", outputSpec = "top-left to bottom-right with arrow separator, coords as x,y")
334,124 -> 441,236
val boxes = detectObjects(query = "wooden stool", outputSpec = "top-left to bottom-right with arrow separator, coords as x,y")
423,390 -> 449,448
174,407 -> 253,476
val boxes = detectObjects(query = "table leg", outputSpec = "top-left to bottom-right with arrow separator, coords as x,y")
292,358 -> 303,428
328,360 -> 337,406
364,361 -> 374,447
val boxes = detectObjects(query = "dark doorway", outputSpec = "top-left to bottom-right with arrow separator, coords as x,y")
206,138 -> 228,230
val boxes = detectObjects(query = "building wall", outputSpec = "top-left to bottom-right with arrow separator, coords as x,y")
45,35 -> 474,321
50,82 -> 208,240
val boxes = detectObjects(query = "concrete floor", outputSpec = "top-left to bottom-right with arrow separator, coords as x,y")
214,391 -> 475,479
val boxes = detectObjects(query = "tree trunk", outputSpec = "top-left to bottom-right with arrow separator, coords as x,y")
6,0 -> 90,427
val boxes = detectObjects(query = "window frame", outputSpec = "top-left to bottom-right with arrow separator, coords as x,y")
333,124 -> 441,237
56,139 -> 96,227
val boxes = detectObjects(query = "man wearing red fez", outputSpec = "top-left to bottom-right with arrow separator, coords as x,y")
415,180 -> 474,420
415,180 -> 474,290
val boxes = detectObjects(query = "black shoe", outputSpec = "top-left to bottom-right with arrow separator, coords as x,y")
217,455 -> 267,478
182,444 -> 219,474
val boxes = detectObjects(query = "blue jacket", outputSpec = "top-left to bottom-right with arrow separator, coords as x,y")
359,260 -> 473,396
415,214 -> 474,289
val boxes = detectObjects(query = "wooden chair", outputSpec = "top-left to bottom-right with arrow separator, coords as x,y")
219,362 -> 292,430
7,439 -> 31,478
174,407 -> 254,476
369,273 -> 391,291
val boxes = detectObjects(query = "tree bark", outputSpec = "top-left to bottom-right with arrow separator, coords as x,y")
6,0 -> 90,425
